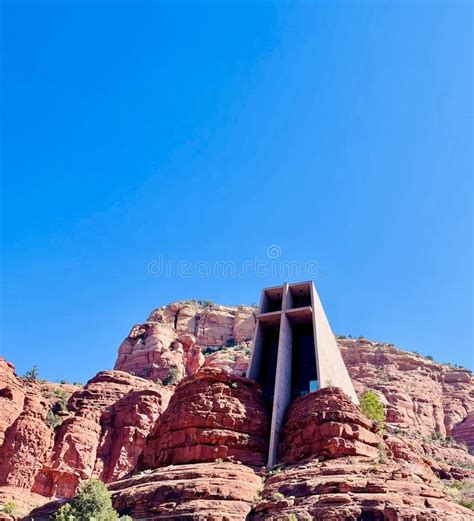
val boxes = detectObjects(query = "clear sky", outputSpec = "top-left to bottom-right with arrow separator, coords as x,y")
1,1 -> 472,382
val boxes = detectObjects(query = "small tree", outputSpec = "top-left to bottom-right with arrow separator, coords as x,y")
360,390 -> 385,432
24,365 -> 39,381
51,478 -> 132,520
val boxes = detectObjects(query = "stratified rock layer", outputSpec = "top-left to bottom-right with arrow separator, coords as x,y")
339,338 -> 474,448
142,368 -> 270,468
281,387 -> 382,464
251,457 -> 474,520
114,302 -> 256,381
32,371 -> 171,498
29,462 -> 264,521
1,301 -> 473,521
110,462 -> 263,520
451,411 -> 474,454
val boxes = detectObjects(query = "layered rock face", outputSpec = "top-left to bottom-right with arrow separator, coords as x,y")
32,371 -> 171,498
29,462 -> 264,521
142,368 -> 269,468
0,363 -> 171,510
451,412 -> 474,455
251,456 -> 473,520
0,359 -> 79,495
253,388 -> 473,520
281,387 -> 381,464
0,359 -> 27,447
114,302 -> 255,381
1,301 -> 473,520
110,462 -> 263,520
338,338 -> 474,450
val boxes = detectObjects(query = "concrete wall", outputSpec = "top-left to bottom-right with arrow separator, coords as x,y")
311,284 -> 359,404
268,284 -> 292,466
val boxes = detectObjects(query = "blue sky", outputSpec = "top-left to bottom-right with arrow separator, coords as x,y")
1,1 -> 472,382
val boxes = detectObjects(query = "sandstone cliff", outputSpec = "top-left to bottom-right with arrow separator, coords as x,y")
1,300 -> 473,520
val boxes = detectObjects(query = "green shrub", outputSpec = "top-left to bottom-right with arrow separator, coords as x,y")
53,388 -> 69,412
360,390 -> 385,432
459,499 -> 474,511
51,478 -> 131,520
444,480 -> 474,511
46,410 -> 63,429
2,501 -> 17,514
163,366 -> 180,386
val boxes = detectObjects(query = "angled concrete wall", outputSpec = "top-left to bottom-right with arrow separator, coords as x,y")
248,280 -> 359,466
310,284 -> 359,405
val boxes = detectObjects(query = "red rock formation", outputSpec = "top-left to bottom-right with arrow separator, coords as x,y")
110,462 -> 263,520
0,395 -> 53,490
251,457 -> 473,520
114,302 -> 256,381
202,342 -> 252,376
32,371 -> 169,498
451,411 -> 474,453
94,387 -> 171,483
142,368 -> 269,468
338,339 -> 474,447
30,462 -> 264,521
0,359 -> 26,447
280,387 -> 382,464
1,302 -> 473,521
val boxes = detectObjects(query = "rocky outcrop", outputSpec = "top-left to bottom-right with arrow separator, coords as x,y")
0,362 -> 171,514
251,456 -> 473,520
338,339 -> 474,446
114,302 -> 256,381
0,360 -> 78,496
142,368 -> 269,468
94,387 -> 172,483
202,342 -> 252,377
1,301 -> 473,521
280,387 -> 382,464
0,359 -> 26,447
451,411 -> 474,454
29,462 -> 264,521
0,395 -> 53,490
32,371 -> 170,498
110,462 -> 263,520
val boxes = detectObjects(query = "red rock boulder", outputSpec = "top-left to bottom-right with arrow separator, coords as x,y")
142,368 -> 270,468
280,387 -> 382,464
